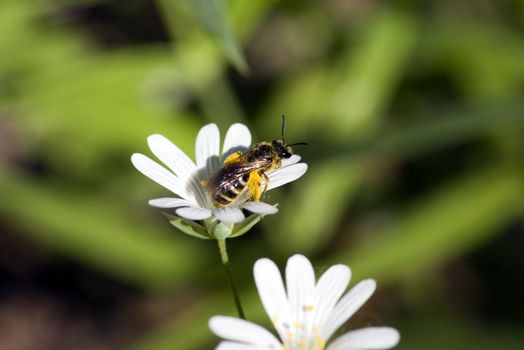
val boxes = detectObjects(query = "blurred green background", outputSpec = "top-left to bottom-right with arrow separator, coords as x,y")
1,0 -> 524,349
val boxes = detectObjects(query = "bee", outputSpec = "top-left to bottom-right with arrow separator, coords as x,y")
205,116 -> 306,208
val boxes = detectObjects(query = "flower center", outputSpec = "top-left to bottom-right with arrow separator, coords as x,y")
274,304 -> 326,350
281,323 -> 325,350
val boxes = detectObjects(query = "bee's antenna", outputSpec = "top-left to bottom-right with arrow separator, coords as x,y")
290,142 -> 308,146
281,114 -> 286,142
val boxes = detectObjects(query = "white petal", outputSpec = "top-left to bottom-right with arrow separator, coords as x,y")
148,197 -> 196,208
241,202 -> 278,215
266,163 -> 307,191
285,255 -> 315,325
326,327 -> 400,350
131,153 -> 194,201
313,265 -> 351,332
147,134 -> 197,180
196,123 -> 221,179
216,341 -> 274,350
281,154 -> 301,167
213,207 -> 245,224
147,134 -> 207,205
175,206 -> 212,220
209,316 -> 281,348
254,258 -> 290,340
222,123 -> 251,161
322,279 -> 376,340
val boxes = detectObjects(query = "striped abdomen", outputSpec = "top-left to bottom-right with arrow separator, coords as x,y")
211,172 -> 251,207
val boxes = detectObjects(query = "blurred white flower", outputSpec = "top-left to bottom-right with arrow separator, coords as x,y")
131,123 -> 307,227
210,254 -> 400,350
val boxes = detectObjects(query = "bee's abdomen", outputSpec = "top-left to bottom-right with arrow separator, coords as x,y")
212,176 -> 248,207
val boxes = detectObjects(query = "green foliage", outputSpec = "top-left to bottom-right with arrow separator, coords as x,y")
166,214 -> 211,239
185,0 -> 248,73
342,169 -> 524,283
0,169 -> 205,289
229,213 -> 261,238
1,0 -> 524,349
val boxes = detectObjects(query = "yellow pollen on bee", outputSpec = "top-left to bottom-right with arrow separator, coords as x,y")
223,151 -> 243,165
247,171 -> 263,201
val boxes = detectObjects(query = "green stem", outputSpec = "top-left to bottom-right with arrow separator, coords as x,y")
217,239 -> 245,319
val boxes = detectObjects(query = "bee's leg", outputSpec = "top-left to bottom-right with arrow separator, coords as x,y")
223,151 -> 243,165
247,171 -> 263,201
262,172 -> 270,193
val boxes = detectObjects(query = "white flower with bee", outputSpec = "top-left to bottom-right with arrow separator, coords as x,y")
131,121 -> 307,239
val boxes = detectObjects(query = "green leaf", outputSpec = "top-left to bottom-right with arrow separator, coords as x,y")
230,213 -> 262,238
258,9 -> 419,140
165,214 -> 211,239
336,168 -> 524,283
185,0 -> 248,73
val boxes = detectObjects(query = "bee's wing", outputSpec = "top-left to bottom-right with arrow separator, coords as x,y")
205,161 -> 267,191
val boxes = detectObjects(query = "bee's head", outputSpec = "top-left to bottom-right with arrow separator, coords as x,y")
272,139 -> 293,159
